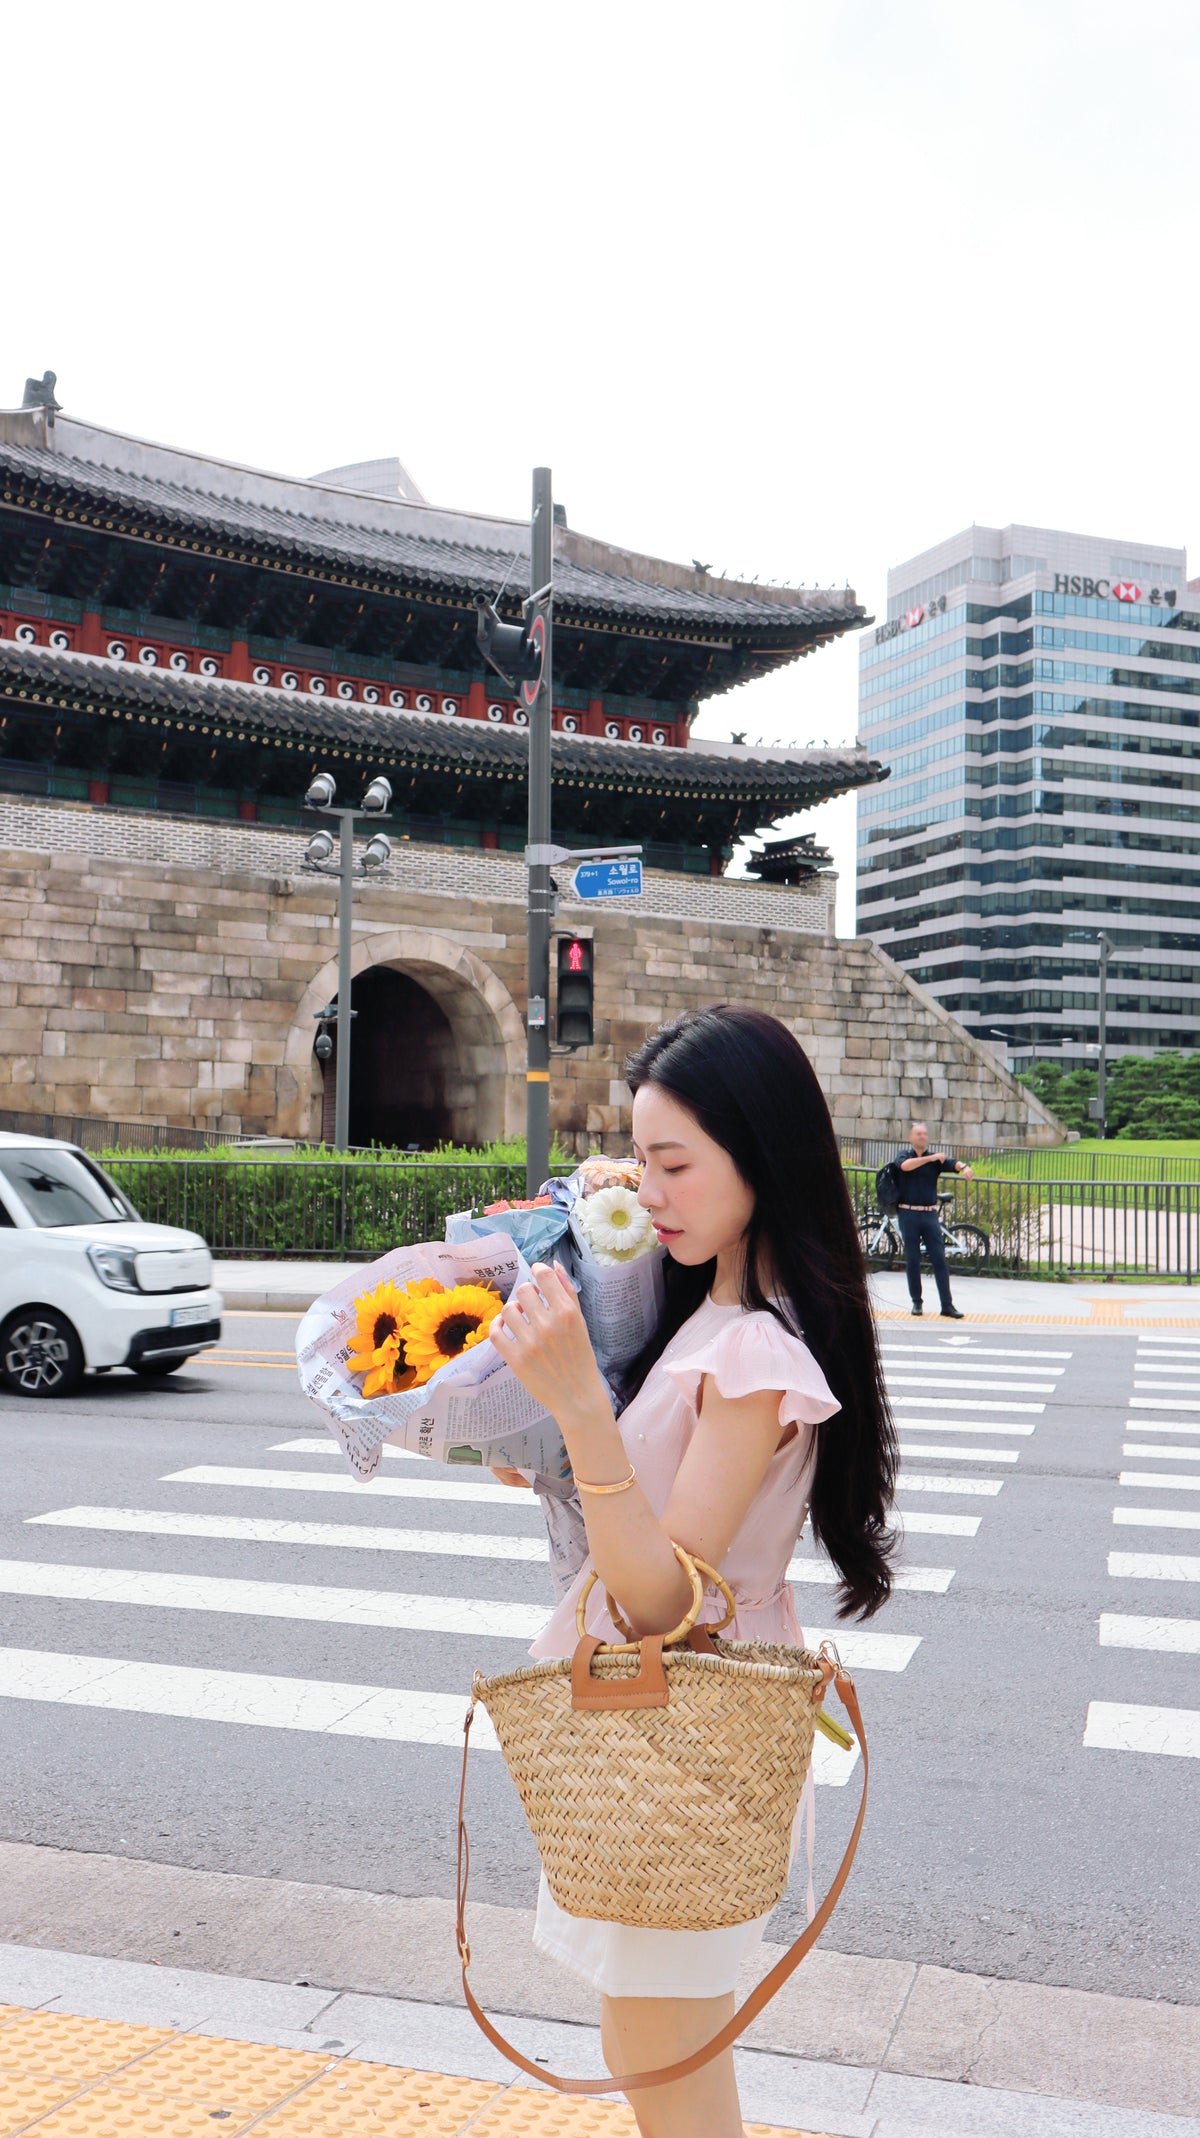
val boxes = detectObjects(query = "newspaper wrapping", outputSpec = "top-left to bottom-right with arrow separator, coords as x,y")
294,1235 -> 571,1486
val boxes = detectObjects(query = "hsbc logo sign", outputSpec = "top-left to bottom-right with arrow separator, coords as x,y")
1054,572 -> 1177,606
874,591 -> 949,646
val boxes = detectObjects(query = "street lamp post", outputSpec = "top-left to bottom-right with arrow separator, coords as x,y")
1067,929 -> 1112,1138
302,773 -> 392,1151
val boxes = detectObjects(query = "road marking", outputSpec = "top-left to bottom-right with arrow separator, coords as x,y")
787,1558 -> 954,1593
796,1628 -> 921,1671
270,1439 -> 422,1461
1084,1700 -> 1200,1759
1125,1420 -> 1200,1435
897,1442 -> 1019,1463
0,1643 -> 863,1785
0,1560 -> 551,1641
1122,1444 -> 1200,1461
1114,1508 -> 1200,1533
0,1644 -> 500,1748
193,1360 -> 298,1371
892,1414 -> 1036,1434
1100,1614 -> 1200,1656
1119,1474 -> 1200,1493
1108,1552 -> 1200,1583
881,1368 -> 1056,1385
894,1511 -> 981,1536
162,1466 -> 540,1506
881,1346 -> 1071,1360
1133,1366 -> 1200,1378
889,1400 -> 1041,1419
1129,1397 -> 1200,1411
1138,1336 -> 1200,1347
28,1508 -> 552,1563
895,1475 -> 1005,1496
887,1389 -> 1048,1408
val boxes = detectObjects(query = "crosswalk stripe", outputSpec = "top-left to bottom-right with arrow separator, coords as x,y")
28,1508 -> 552,1563
1137,1335 -> 1200,1347
163,1466 -> 541,1507
0,1561 -> 927,1678
888,1397 -> 1043,1414
1108,1552 -> 1200,1583
0,1642 -> 862,1785
897,1442 -> 1018,1463
1129,1397 -> 1200,1411
1133,1383 -> 1200,1396
1122,1445 -> 1200,1461
891,1414 -> 1035,1434
893,1511 -> 980,1537
796,1628 -> 920,1671
0,1645 -> 500,1748
0,1561 -> 551,1640
1099,1614 -> 1200,1656
787,1558 -> 953,1593
1114,1508 -> 1200,1533
270,1439 -> 421,1461
1119,1474 -> 1200,1493
1124,1420 -> 1200,1435
881,1346 -> 1070,1360
895,1475 -> 1004,1496
1132,1367 -> 1200,1379
1084,1700 -> 1200,1760
882,1364 -> 1061,1381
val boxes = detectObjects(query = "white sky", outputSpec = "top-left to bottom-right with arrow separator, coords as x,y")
3,0 -> 1198,930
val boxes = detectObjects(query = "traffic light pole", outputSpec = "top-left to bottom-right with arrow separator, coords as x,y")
526,467 -> 554,1197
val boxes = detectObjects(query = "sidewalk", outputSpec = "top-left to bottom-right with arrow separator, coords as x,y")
2,1846 -> 1199,2137
215,1257 -> 1200,1326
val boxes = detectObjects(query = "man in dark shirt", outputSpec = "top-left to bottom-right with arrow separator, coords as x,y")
895,1120 -> 974,1318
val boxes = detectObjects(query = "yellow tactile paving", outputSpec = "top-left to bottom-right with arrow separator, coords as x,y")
0,2007 -> 830,2137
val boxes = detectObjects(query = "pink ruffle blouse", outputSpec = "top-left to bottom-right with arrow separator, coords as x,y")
531,1291 -> 842,1662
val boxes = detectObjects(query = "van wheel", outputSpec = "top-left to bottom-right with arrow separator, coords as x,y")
0,1309 -> 85,1397
131,1357 -> 188,1377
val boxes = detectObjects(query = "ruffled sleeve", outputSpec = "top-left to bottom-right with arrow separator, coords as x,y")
664,1311 -> 841,1434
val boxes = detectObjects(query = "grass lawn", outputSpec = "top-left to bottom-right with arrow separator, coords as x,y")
979,1140 -> 1200,1180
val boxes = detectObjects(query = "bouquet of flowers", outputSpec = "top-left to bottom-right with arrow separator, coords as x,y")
295,1234 -> 569,1485
556,1158 -> 665,1383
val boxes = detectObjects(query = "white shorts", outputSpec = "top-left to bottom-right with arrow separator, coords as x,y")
532,1871 -> 772,2000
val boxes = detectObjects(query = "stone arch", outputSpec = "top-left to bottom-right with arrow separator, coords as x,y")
280,926 -> 526,1144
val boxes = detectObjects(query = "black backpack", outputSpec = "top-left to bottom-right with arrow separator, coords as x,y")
875,1160 -> 903,1210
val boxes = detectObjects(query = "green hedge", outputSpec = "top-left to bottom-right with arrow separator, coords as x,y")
103,1146 -> 574,1258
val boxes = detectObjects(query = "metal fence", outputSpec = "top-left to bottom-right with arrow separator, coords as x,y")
0,1110 -> 227,1152
103,1157 -> 572,1260
838,1136 -> 1200,1184
845,1165 -> 1200,1280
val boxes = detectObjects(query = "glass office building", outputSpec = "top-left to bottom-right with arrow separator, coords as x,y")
857,524 -> 1200,1063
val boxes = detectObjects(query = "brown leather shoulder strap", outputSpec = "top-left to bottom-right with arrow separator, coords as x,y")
455,1670 -> 868,2097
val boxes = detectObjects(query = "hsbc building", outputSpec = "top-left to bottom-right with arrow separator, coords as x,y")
856,523 -> 1200,1063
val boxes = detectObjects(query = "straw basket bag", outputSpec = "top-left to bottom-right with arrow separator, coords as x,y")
456,1540 -> 868,2096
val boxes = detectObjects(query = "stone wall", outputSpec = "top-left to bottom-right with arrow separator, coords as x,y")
0,797 -> 1063,1150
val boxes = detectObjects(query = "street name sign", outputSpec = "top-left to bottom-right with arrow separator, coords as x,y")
573,857 -> 643,901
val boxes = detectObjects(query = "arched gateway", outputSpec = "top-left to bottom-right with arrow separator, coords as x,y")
283,927 -> 526,1146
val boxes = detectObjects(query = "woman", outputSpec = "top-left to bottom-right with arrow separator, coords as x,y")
492,1004 -> 897,2138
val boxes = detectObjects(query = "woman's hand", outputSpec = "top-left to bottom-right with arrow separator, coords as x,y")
492,1261 -> 610,1432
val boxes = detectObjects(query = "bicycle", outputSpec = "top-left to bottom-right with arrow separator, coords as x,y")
858,1192 -> 990,1273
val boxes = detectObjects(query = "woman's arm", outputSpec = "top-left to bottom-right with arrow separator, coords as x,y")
493,1264 -> 784,1635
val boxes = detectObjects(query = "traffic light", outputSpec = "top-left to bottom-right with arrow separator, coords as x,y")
556,935 -> 594,1047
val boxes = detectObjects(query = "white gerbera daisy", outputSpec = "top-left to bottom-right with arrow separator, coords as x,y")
577,1184 -> 654,1257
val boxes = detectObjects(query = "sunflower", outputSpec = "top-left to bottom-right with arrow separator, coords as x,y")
347,1276 -> 443,1398
402,1281 -> 502,1384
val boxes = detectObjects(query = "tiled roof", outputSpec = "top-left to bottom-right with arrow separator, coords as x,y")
0,639 -> 886,806
0,431 -> 866,642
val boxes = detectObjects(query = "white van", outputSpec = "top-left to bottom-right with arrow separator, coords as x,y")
0,1134 -> 222,1397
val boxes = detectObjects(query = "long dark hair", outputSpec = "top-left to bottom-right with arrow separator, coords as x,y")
625,1005 -> 897,1619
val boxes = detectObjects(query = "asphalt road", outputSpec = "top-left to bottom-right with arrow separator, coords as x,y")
1,1310 -> 1196,2005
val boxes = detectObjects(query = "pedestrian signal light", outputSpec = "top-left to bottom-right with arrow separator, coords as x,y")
556,935 -> 594,1047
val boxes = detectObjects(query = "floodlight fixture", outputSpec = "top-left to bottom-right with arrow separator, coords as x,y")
305,828 -> 335,865
361,832 -> 392,871
361,776 -> 392,813
305,771 -> 337,809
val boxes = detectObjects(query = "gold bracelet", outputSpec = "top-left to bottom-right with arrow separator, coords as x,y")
574,1463 -> 637,1497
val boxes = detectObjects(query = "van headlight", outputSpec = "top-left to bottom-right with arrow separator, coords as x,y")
87,1244 -> 141,1293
